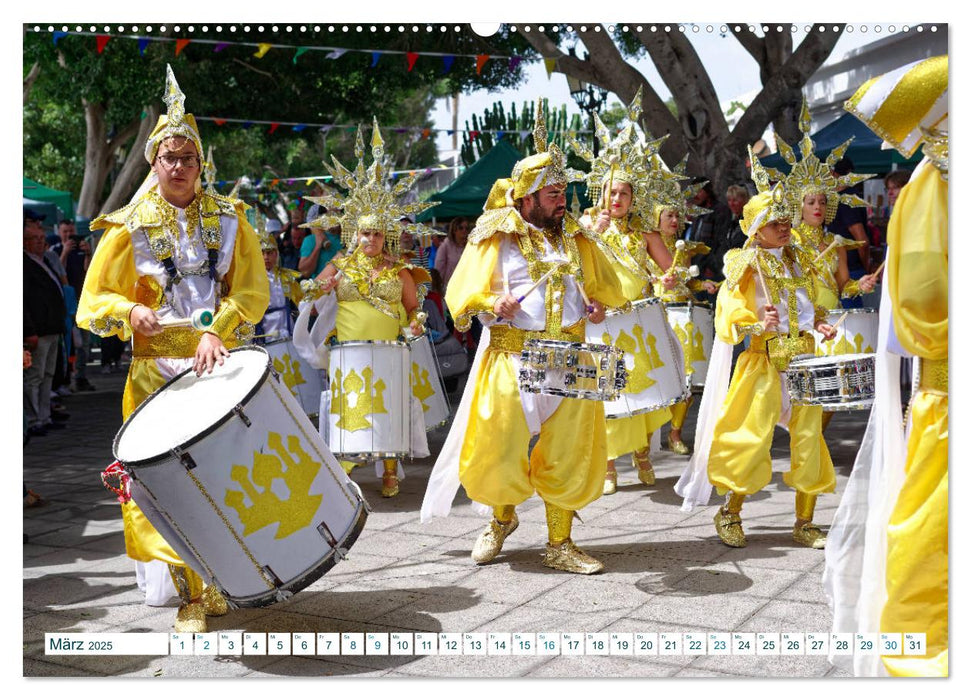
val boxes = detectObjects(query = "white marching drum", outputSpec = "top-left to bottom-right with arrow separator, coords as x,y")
325,341 -> 412,460
664,301 -> 715,388
113,346 -> 369,608
519,339 -> 627,401
813,308 -> 878,357
409,334 -> 451,430
585,297 -> 688,418
784,353 -> 876,411
262,337 -> 324,419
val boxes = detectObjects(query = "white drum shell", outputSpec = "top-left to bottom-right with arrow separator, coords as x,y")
586,298 -> 688,418
113,347 -> 368,607
784,352 -> 876,411
665,301 -> 715,388
262,338 -> 324,418
813,308 -> 879,357
409,334 -> 451,429
326,341 -> 411,460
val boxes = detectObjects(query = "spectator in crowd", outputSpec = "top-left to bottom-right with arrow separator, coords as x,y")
398,223 -> 433,269
427,229 -> 446,270
696,184 -> 750,299
684,180 -> 733,248
23,209 -> 68,436
434,216 -> 471,292
829,158 -> 872,309
884,169 -> 911,212
275,217 -> 300,271
298,211 -> 343,279
50,219 -> 96,391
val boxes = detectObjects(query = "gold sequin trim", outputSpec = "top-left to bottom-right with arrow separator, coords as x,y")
133,327 -> 242,359
88,316 -> 127,337
918,357 -> 948,395
488,322 -> 585,354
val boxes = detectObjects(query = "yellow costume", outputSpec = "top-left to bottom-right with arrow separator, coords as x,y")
422,102 -> 626,574
255,216 -> 305,340
76,65 -> 269,632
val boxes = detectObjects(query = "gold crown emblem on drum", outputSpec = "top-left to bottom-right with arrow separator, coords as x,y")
302,118 -> 441,254
330,366 -> 388,432
758,98 -> 872,227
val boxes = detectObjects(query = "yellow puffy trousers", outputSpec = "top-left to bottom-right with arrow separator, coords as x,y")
881,392 -> 948,677
606,407 -> 671,462
459,349 -> 608,511
707,349 -> 835,496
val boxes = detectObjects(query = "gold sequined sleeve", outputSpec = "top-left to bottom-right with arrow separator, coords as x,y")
576,235 -> 627,309
715,269 -> 761,345
210,209 -> 271,340
76,223 -> 140,340
443,234 -> 502,332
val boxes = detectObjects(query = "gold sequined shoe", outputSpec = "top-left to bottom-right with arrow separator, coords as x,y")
381,473 -> 399,498
471,513 -> 519,564
201,585 -> 228,617
542,539 -> 604,575
174,602 -> 207,634
793,522 -> 827,549
668,436 -> 691,455
603,467 -> 617,495
714,508 -> 747,548
634,450 -> 655,486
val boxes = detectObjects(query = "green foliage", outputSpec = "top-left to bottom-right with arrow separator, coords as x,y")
459,100 -> 584,167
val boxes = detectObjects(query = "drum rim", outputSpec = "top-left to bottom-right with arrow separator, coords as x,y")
522,338 -> 619,354
329,339 -> 410,349
789,398 -> 874,411
113,346 -> 272,467
604,385 -> 691,419
663,300 -> 713,310
786,353 -> 876,368
823,308 -> 877,315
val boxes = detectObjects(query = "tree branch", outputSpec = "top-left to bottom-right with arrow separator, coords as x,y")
23,62 -> 41,104
232,57 -> 273,79
731,25 -> 765,63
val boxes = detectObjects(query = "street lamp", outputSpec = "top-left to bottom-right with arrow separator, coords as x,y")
566,48 -> 609,156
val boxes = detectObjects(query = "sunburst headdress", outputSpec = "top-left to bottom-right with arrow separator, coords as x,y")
739,145 -> 792,240
761,98 -> 872,226
251,210 -> 278,253
645,154 -> 709,234
144,65 -> 204,165
507,99 -> 584,202
302,118 -> 439,254
567,87 -> 675,228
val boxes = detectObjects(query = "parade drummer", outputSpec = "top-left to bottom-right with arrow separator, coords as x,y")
826,56 -> 948,676
571,89 -> 675,494
692,153 -> 837,550
254,211 -> 304,342
773,99 -> 880,309
642,165 -> 719,456
300,119 -> 437,498
421,103 -> 626,574
76,66 -> 269,634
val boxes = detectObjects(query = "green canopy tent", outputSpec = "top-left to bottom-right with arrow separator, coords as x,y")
23,176 -> 75,222
418,140 -> 589,222
760,112 -> 924,174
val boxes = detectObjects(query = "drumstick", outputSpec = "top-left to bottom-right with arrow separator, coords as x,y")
576,280 -> 594,313
872,260 -> 886,278
158,309 -> 214,330
830,311 -> 849,332
496,263 -> 565,321
502,268 -> 510,296
251,331 -> 281,340
755,255 -> 771,302
812,239 -> 838,264
603,157 -> 618,217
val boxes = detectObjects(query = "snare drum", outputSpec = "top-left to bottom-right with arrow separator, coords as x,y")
113,346 -> 369,608
326,341 -> 411,460
813,308 -> 879,357
585,297 -> 688,418
263,338 -> 324,419
519,339 -> 627,401
664,301 -> 715,388
409,334 -> 451,429
784,353 -> 876,411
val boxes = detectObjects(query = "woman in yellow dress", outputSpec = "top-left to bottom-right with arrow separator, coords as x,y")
643,169 -> 719,455
301,120 -> 436,498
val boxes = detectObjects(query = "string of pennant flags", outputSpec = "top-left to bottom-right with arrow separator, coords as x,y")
214,162 -> 461,193
46,30 -> 562,77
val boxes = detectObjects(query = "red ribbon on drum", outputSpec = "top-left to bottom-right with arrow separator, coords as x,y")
101,461 -> 132,504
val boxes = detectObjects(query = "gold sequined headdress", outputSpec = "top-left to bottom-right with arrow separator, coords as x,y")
646,155 -> 709,233
509,99 -> 583,201
144,65 -> 204,164
740,145 -> 792,238
252,210 -> 277,252
761,98 -> 872,226
567,86 -> 675,227
844,54 -> 948,174
302,118 -> 440,254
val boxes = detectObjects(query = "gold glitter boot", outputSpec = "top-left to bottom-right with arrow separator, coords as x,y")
471,506 -> 518,564
713,493 -> 747,548
793,492 -> 826,549
169,565 -> 207,634
668,398 -> 692,455
603,461 -> 617,495
381,459 -> 399,498
201,584 -> 228,617
634,447 -> 655,486
542,502 -> 603,574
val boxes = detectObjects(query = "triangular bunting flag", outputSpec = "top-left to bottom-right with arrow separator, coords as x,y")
269,123 -> 280,134
242,122 -> 253,129
96,35 -> 110,54
496,131 -> 505,139
137,37 -> 150,55
293,47 -> 310,64
406,52 -> 419,72
175,39 -> 191,56
371,52 -> 381,67
214,42 -> 229,52
292,124 -> 306,132
508,55 -> 523,72
271,179 -> 279,186
214,119 -> 227,126
326,49 -> 347,59
442,55 -> 455,74
421,128 -> 431,140
254,43 -> 272,59
543,57 -> 556,78
52,31 -> 67,46
476,54 -> 490,75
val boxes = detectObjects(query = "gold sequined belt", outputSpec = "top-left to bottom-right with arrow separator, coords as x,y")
133,328 -> 240,359
747,331 -> 815,371
918,357 -> 948,395
489,322 -> 585,355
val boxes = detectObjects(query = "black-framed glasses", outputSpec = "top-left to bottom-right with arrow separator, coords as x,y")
157,154 -> 200,169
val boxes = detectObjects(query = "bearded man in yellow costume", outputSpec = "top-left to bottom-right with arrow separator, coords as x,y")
420,102 -> 626,573
570,88 -> 677,494
77,66 -> 269,633
823,55 -> 948,677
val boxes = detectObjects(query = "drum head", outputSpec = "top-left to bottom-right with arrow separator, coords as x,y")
115,346 -> 270,463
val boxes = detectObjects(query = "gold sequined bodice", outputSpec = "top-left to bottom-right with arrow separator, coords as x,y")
794,224 -> 838,294
334,249 -> 405,319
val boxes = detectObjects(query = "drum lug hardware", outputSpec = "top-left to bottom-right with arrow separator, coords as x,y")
261,564 -> 286,589
317,520 -> 351,561
171,446 -> 196,471
233,404 -> 252,428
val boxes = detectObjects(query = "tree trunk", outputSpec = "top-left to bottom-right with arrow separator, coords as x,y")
23,62 -> 40,104
78,100 -> 151,219
99,104 -> 159,214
